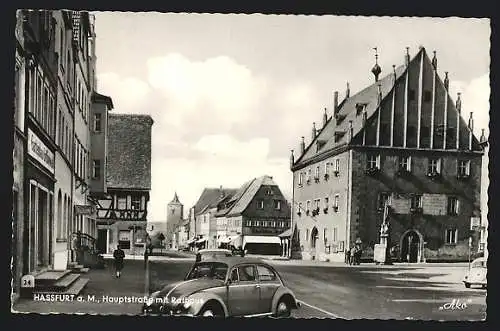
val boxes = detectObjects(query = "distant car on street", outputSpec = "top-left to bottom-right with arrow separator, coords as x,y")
196,249 -> 233,262
143,256 -> 301,317
463,257 -> 487,289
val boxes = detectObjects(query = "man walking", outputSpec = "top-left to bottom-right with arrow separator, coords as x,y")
113,244 -> 125,278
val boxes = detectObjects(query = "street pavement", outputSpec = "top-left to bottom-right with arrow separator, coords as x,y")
13,254 -> 487,320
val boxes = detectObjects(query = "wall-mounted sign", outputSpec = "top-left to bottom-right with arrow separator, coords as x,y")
74,205 -> 96,215
28,129 -> 55,174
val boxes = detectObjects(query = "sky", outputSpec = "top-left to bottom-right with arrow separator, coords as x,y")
92,13 -> 491,222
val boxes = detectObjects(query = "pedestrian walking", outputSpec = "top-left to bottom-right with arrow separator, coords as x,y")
345,249 -> 351,265
350,246 -> 356,265
113,244 -> 125,278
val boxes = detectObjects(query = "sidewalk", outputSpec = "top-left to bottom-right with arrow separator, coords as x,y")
12,259 -> 147,315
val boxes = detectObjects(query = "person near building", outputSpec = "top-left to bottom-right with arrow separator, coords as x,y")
113,244 -> 125,278
345,248 -> 351,265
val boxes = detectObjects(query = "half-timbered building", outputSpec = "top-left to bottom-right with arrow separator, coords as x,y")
92,114 -> 154,255
290,46 -> 488,263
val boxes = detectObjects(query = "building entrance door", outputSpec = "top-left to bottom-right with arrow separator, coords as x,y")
97,229 -> 107,254
401,230 -> 420,263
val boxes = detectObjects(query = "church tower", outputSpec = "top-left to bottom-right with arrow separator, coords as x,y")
167,192 -> 184,227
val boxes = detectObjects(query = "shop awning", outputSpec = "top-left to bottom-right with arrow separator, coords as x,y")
243,235 -> 281,245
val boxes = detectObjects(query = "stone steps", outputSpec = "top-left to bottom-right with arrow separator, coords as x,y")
35,277 -> 89,296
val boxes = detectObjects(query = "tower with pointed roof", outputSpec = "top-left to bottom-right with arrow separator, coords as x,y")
290,46 -> 486,263
166,192 -> 184,246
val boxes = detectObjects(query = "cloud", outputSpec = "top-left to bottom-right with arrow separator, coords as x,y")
97,73 -> 151,114
147,53 -> 268,129
449,72 -> 490,138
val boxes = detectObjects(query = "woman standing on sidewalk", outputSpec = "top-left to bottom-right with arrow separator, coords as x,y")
113,245 -> 125,278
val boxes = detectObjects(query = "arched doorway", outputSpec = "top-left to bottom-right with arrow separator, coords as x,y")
400,230 -> 423,263
310,227 -> 319,260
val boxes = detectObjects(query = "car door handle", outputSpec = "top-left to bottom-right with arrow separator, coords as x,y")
255,284 -> 260,289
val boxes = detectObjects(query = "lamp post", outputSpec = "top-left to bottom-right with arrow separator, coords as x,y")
468,236 -> 472,271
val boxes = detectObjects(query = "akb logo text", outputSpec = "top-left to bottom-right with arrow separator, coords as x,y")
438,298 -> 472,311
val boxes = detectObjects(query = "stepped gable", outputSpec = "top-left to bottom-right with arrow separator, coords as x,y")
293,46 -> 483,169
106,113 -> 154,190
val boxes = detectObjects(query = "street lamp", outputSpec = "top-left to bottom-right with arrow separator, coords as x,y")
468,236 -> 472,271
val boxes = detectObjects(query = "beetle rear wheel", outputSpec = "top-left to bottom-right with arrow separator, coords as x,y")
199,303 -> 223,317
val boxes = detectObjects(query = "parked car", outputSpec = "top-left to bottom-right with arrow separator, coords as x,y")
196,249 -> 233,262
463,257 -> 487,289
143,257 -> 301,317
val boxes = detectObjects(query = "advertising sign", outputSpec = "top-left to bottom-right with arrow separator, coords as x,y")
28,129 -> 55,173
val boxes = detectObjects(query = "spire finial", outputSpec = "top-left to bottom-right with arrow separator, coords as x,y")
405,47 -> 410,66
371,47 -> 382,82
456,92 -> 462,113
346,81 -> 350,98
432,50 -> 437,70
444,72 -> 449,90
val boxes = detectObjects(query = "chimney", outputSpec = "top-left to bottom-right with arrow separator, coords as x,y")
300,136 -> 305,154
349,120 -> 353,141
456,93 -> 462,114
219,185 -> 224,198
346,82 -> 350,99
323,108 -> 328,127
444,72 -> 449,90
334,91 -> 339,114
290,150 -> 294,169
405,47 -> 410,66
393,65 -> 397,83
432,50 -> 437,70
479,129 -> 488,148
371,47 -> 382,82
311,122 -> 317,141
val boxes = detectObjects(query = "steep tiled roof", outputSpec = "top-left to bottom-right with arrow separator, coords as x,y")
193,188 -> 238,216
226,175 -> 279,217
106,114 -> 154,190
293,47 -> 426,169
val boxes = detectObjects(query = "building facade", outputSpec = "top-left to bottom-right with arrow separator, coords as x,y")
93,114 -> 154,255
12,10 -> 27,297
291,46 -> 487,263
215,176 -> 291,255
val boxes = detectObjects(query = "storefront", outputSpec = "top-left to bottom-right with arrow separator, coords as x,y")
242,235 -> 281,255
25,128 -> 55,273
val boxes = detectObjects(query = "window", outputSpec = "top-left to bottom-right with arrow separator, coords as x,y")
94,113 -> 102,132
315,166 -> 320,179
333,227 -> 338,242
421,126 -> 430,137
323,228 -> 328,242
305,229 -> 309,241
325,162 -> 330,175
307,169 -> 312,182
117,197 -> 127,210
266,188 -> 273,195
399,156 -> 411,171
131,197 -> 141,210
257,265 -> 277,282
297,202 -> 302,214
271,221 -> 276,227
92,160 -> 101,179
428,158 -> 441,174
424,90 -> 432,102
314,199 -> 320,210
324,197 -> 329,208
409,89 -> 416,101
367,154 -> 379,170
274,200 -> 281,210
298,172 -> 304,186
335,159 -> 340,173
447,197 -> 459,215
237,266 -> 256,282
306,200 -> 311,211
257,200 -> 264,209
445,229 -> 458,244
410,194 -> 422,209
230,268 -> 239,282
333,195 -> 339,210
458,160 -> 470,176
